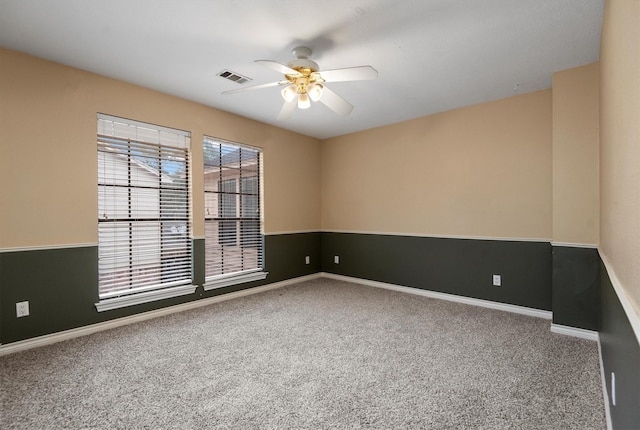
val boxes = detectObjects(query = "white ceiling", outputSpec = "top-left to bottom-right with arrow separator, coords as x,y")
0,0 -> 604,139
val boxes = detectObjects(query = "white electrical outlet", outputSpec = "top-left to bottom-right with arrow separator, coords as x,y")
305,256 -> 310,265
334,255 -> 340,264
492,274 -> 501,287
16,301 -> 30,317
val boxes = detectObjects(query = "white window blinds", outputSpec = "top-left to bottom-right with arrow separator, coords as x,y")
203,137 -> 264,281
97,114 -> 192,299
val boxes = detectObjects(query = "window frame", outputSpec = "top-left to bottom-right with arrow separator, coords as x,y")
95,114 -> 196,311
202,136 -> 267,290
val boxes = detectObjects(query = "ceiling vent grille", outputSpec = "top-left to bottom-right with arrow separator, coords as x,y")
217,70 -> 251,84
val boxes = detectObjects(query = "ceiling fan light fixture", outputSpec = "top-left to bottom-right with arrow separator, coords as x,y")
281,84 -> 297,102
226,45 -> 377,118
297,92 -> 311,109
307,83 -> 323,101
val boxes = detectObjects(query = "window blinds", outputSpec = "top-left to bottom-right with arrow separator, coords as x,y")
97,114 -> 192,299
203,136 -> 263,280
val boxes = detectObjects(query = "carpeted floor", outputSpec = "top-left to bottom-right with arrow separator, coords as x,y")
1,278 -> 606,429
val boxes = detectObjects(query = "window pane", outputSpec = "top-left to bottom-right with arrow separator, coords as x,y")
203,137 -> 263,280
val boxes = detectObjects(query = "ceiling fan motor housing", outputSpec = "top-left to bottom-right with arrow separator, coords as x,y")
287,46 -> 319,74
291,46 -> 312,59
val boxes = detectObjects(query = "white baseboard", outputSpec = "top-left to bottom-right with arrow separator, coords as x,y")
0,272 -> 601,353
0,273 -> 321,357
1,270 -> 612,429
320,272 -> 553,320
550,323 -> 599,341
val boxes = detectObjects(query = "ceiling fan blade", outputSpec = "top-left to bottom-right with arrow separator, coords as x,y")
317,66 -> 378,83
277,99 -> 296,121
255,60 -> 301,76
319,86 -> 353,116
221,80 -> 287,95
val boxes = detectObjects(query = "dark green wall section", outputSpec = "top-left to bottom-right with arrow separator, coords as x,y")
264,233 -> 321,282
0,246 -> 100,344
0,245 -> 209,344
7,232 -> 631,353
321,232 -> 551,311
192,238 -> 205,287
199,233 -> 321,298
599,260 -> 640,430
0,233 -> 320,344
551,246 -> 600,330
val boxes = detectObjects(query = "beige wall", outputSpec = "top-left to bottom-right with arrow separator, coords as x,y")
0,48 -> 321,248
600,0 -> 640,316
321,90 -> 552,240
552,63 -> 600,246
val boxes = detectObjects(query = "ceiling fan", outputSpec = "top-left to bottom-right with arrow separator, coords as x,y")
222,46 -> 377,120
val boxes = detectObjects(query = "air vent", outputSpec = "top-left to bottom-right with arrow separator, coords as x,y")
217,70 -> 251,84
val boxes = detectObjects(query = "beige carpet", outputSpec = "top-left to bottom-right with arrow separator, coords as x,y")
0,278 -> 606,429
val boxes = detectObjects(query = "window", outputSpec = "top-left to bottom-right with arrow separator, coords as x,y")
203,137 -> 266,289
96,114 -> 195,311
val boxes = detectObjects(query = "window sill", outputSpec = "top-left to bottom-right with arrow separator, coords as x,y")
203,271 -> 268,291
95,284 -> 197,312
